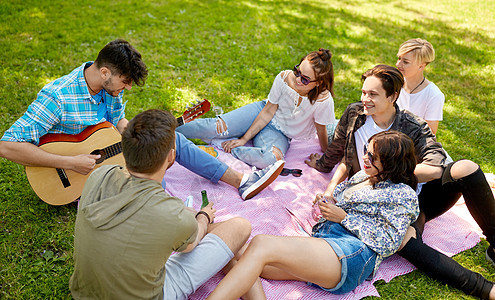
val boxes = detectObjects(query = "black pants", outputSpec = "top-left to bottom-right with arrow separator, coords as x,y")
398,162 -> 495,299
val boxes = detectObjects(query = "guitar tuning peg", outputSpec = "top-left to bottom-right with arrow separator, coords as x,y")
186,104 -> 190,109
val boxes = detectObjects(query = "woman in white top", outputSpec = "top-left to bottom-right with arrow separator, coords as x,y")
176,49 -> 336,169
396,38 -> 445,134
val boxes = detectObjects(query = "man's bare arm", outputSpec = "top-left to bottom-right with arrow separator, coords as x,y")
0,141 -> 99,175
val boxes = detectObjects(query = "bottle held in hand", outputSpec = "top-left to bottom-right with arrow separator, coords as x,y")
201,190 -> 209,208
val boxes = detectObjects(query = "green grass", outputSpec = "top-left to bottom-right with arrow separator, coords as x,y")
1,0 -> 494,299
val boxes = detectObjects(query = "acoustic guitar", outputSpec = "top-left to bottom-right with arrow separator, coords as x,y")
25,99 -> 211,205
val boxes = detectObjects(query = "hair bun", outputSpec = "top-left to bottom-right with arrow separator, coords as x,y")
318,48 -> 332,61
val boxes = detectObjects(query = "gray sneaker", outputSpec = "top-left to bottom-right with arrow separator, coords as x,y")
238,160 -> 285,200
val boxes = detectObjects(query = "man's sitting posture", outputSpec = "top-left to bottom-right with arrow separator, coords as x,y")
70,109 -> 252,299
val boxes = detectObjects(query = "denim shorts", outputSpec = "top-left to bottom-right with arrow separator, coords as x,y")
309,221 -> 377,294
164,233 -> 234,299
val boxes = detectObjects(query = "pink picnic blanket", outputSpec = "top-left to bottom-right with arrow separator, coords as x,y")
164,138 -> 486,299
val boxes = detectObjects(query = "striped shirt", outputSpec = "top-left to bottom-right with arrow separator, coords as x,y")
1,62 -> 126,145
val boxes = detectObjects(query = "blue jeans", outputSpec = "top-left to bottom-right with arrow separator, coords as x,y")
176,100 -> 290,169
161,132 -> 229,189
310,221 -> 377,294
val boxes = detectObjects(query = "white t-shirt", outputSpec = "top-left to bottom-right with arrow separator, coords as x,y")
354,115 -> 393,170
397,82 -> 445,121
268,71 -> 335,140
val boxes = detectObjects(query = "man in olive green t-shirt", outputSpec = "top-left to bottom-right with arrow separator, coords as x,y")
70,109 -> 260,299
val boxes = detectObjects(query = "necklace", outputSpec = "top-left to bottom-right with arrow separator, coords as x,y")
409,76 -> 425,94
83,69 -> 99,95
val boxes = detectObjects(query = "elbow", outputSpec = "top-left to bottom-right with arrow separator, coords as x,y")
0,141 -> 9,159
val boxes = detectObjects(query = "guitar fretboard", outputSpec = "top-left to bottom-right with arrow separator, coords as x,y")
177,116 -> 184,127
103,142 -> 122,160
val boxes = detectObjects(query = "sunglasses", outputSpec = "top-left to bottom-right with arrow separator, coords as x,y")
293,64 -> 317,85
280,168 -> 303,177
363,144 -> 374,165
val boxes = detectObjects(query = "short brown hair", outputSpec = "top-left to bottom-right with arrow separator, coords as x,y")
122,109 -> 176,174
368,131 -> 418,190
95,39 -> 148,87
362,64 -> 404,102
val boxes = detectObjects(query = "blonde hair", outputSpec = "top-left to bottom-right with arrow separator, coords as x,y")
397,38 -> 435,65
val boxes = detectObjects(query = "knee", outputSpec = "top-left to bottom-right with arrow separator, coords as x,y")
225,217 -> 252,240
216,117 -> 228,135
212,217 -> 252,254
271,146 -> 284,161
450,159 -> 479,180
247,234 -> 273,256
398,226 -> 417,251
250,234 -> 271,244
233,235 -> 273,265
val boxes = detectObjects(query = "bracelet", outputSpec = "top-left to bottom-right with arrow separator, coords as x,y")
195,211 -> 212,224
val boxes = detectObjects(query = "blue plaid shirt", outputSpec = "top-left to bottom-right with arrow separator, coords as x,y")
1,62 -> 126,145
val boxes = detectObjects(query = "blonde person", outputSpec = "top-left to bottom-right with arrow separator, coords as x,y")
207,131 -> 419,299
396,38 -> 444,134
326,39 -> 443,145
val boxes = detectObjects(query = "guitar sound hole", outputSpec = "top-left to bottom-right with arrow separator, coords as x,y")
90,149 -> 106,164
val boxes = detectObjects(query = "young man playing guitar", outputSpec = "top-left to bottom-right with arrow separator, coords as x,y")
0,39 -> 284,202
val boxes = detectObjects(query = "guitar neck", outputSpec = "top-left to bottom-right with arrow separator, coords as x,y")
178,99 -> 211,127
177,116 -> 184,127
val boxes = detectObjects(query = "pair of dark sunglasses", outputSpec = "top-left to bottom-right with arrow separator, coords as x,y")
280,168 -> 303,177
293,64 -> 318,85
363,144 -> 374,165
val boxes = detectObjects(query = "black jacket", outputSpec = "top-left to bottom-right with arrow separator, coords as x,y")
315,102 -> 447,177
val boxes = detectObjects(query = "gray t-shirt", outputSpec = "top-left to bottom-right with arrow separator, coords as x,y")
70,165 -> 197,299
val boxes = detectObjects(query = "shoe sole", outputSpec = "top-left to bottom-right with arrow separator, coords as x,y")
242,161 -> 285,200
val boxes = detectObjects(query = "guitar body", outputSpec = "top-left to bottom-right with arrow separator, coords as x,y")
25,122 -> 124,205
26,99 -> 211,205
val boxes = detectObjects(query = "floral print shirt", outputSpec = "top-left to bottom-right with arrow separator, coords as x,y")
334,170 -> 419,265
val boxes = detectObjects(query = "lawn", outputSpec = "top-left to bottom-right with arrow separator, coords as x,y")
0,0 -> 494,299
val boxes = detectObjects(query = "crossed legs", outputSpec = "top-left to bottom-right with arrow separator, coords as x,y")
207,234 -> 341,300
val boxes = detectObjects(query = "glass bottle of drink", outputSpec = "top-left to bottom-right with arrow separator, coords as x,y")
201,190 -> 209,208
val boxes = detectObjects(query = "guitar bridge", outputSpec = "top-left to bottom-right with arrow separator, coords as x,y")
56,168 -> 71,188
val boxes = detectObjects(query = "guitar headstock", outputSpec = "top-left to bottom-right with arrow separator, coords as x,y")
181,99 -> 211,124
